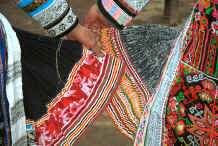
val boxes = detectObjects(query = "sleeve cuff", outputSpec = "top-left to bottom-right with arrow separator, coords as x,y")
97,0 -> 135,29
46,8 -> 79,38
17,0 -> 78,37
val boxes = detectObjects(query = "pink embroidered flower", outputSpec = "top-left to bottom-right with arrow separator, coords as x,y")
136,131 -> 143,142
201,80 -> 216,90
176,120 -> 185,135
179,103 -> 186,117
79,98 -> 85,105
195,12 -> 201,21
70,101 -> 80,113
214,0 -> 218,4
61,106 -> 74,124
200,15 -> 208,30
196,103 -> 203,110
168,97 -> 178,112
198,4 -> 205,12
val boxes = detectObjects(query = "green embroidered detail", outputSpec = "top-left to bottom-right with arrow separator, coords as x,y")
176,92 -> 185,103
205,6 -> 214,15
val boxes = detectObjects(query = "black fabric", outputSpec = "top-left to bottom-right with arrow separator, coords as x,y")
14,28 -> 82,121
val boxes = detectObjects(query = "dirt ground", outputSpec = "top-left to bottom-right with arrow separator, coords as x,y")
0,0 -> 195,145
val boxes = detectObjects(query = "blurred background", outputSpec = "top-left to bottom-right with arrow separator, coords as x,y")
0,0 -> 195,145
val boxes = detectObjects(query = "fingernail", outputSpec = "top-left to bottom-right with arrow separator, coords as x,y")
97,41 -> 102,48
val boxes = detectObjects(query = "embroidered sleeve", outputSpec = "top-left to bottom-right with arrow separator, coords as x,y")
16,0 -> 78,37
97,0 -> 150,29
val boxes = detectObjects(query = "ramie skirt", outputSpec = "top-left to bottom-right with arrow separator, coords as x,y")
0,12 -> 179,145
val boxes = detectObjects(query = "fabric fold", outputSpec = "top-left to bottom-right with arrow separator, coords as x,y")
0,13 -> 27,146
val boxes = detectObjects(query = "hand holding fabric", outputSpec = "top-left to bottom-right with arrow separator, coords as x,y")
83,4 -> 109,30
67,23 -> 104,57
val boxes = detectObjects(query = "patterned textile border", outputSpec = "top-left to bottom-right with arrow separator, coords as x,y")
100,0 -> 133,26
117,0 -> 150,14
113,28 -> 150,100
17,0 -> 78,37
99,28 -> 150,140
0,13 -> 27,146
134,13 -> 193,146
0,18 -> 11,146
26,47 -> 125,145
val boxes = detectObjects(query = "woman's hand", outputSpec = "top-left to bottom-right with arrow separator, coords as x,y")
83,4 -> 109,29
67,23 -> 104,57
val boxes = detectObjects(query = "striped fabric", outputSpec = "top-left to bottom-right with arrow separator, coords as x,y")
0,15 -> 151,144
25,27 -> 150,145
99,28 -> 150,140
26,48 -> 126,145
98,0 -> 150,28
118,0 -> 150,14
101,0 -> 133,26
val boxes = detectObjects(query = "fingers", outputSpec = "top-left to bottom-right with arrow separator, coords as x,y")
91,44 -> 104,57
92,36 -> 104,57
83,18 -> 101,30
67,23 -> 104,57
82,3 -> 109,30
84,35 -> 104,57
82,15 -> 91,28
84,18 -> 108,30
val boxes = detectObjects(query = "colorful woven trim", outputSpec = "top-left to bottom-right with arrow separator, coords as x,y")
16,0 -> 78,37
99,28 -> 150,140
118,0 -> 150,15
98,0 -> 133,29
26,47 -> 125,145
24,27 -> 151,145
181,1 -> 217,78
134,21 -> 188,145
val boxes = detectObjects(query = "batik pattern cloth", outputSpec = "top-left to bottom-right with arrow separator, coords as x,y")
0,13 -> 27,146
25,27 -> 150,145
15,0 -> 78,37
134,0 -> 217,145
26,48 -> 126,145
